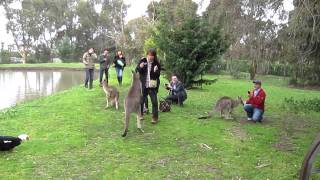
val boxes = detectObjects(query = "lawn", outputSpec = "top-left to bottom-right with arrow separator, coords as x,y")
0,66 -> 319,179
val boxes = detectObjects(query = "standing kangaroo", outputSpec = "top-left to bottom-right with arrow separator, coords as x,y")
102,79 -> 119,109
122,71 -> 143,137
199,96 -> 244,119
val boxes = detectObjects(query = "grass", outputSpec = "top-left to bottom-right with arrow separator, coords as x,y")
0,67 -> 320,179
0,63 -> 84,69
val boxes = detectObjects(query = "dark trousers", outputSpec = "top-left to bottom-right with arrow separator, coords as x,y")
0,136 -> 21,151
141,88 -> 158,118
99,67 -> 109,84
166,93 -> 185,106
85,68 -> 94,89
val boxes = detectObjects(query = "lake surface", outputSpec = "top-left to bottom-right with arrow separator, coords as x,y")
0,70 -> 89,110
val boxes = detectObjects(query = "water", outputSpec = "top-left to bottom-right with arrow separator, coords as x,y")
0,70 -> 89,110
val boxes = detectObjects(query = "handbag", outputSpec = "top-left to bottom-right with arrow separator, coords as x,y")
149,80 -> 158,88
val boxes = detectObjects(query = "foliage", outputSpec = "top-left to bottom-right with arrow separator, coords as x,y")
283,97 -> 320,113
154,0 -> 227,87
56,36 -> 76,62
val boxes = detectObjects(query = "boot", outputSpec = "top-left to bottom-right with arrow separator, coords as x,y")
151,116 -> 158,124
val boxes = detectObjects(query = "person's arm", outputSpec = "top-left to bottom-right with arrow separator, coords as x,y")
153,62 -> 161,78
123,57 -> 126,68
99,55 -> 106,63
136,58 -> 146,73
82,53 -> 88,64
252,90 -> 266,107
93,54 -> 98,62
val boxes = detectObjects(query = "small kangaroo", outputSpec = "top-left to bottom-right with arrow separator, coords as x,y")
199,96 -> 244,120
122,71 -> 143,137
102,79 -> 119,110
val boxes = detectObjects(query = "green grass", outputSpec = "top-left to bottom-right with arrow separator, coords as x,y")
0,68 -> 320,179
0,63 -> 84,69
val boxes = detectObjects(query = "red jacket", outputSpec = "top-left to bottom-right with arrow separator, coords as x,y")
246,88 -> 266,111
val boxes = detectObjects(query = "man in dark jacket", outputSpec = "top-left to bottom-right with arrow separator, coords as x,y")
0,134 -> 29,151
136,48 -> 161,124
99,48 -> 111,86
165,75 -> 187,106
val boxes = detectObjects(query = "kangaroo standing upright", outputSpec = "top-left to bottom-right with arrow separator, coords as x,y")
102,79 -> 119,109
122,71 -> 143,137
199,96 -> 244,119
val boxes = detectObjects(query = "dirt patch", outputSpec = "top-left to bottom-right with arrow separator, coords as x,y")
273,135 -> 295,151
229,125 -> 248,141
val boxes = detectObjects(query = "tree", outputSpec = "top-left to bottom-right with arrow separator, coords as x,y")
287,0 -> 320,85
155,0 -> 228,87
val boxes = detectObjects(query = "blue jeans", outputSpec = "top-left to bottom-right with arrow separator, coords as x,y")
244,104 -> 264,122
115,67 -> 123,77
115,67 -> 123,85
85,68 -> 94,89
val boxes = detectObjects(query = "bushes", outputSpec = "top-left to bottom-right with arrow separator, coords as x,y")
282,97 -> 320,112
227,60 -> 249,79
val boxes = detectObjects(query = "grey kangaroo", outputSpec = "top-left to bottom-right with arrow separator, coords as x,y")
102,79 -> 119,110
199,96 -> 244,119
122,71 -> 143,137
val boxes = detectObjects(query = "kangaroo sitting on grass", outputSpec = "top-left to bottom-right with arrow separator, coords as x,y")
102,79 -> 119,110
199,96 -> 244,120
122,71 -> 143,137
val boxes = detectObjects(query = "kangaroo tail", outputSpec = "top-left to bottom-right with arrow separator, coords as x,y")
122,100 -> 130,137
198,110 -> 214,119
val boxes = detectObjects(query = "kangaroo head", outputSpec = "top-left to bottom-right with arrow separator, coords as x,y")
131,70 -> 140,80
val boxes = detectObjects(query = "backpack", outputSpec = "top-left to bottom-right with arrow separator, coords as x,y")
159,99 -> 171,112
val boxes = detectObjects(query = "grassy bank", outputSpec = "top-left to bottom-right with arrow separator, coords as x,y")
0,68 -> 319,179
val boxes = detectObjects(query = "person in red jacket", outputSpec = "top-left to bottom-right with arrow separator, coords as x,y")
244,80 -> 266,122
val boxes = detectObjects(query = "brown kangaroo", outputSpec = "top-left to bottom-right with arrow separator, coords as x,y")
199,96 -> 244,120
122,71 -> 143,137
102,79 -> 119,110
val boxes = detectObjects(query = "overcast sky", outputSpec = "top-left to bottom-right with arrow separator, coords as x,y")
0,0 -> 293,48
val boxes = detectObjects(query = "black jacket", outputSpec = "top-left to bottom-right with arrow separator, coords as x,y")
136,58 -> 161,89
170,81 -> 187,100
99,54 -> 111,69
114,56 -> 126,69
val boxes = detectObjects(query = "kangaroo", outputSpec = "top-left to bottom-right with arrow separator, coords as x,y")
199,96 -> 244,120
122,71 -> 143,137
102,79 -> 119,110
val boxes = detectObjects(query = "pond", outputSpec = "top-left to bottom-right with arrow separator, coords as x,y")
0,70 -> 90,110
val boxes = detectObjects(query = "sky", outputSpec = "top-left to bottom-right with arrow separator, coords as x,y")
0,0 -> 294,49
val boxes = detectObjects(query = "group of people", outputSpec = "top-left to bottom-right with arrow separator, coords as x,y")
82,47 -> 266,124
82,48 -> 126,89
82,47 -> 189,124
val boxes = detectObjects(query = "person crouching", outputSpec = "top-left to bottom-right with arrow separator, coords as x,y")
165,75 -> 187,106
244,80 -> 266,122
0,134 -> 29,151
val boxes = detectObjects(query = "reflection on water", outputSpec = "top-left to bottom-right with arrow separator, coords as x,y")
0,70 -> 86,110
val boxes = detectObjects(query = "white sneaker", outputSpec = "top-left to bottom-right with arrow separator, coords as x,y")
247,118 -> 252,121
18,134 -> 29,141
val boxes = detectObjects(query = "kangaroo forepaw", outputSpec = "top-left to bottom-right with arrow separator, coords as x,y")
138,128 -> 144,133
122,130 -> 128,137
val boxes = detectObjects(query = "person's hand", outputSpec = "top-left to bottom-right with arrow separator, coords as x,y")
154,65 -> 158,72
140,63 -> 144,68
248,91 -> 253,98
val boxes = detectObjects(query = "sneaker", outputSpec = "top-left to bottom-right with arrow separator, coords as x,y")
247,118 -> 252,121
